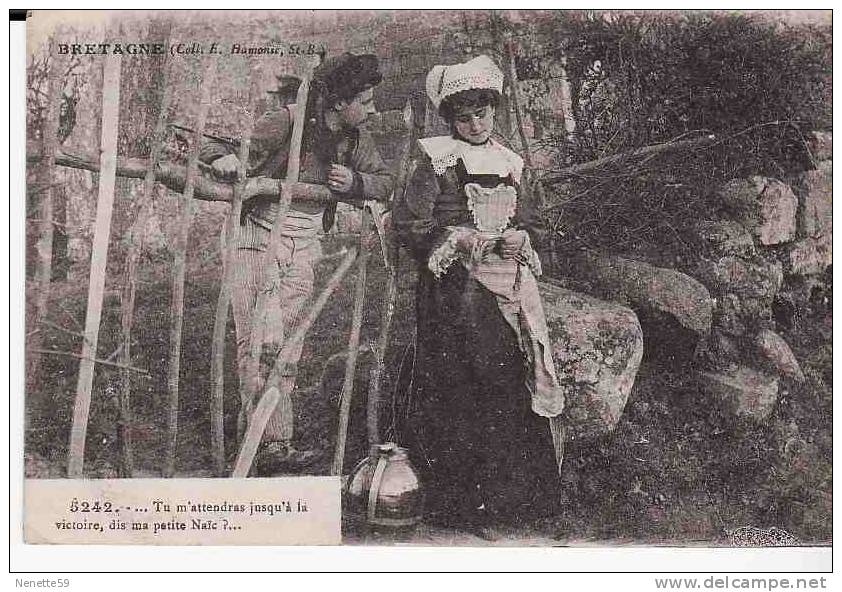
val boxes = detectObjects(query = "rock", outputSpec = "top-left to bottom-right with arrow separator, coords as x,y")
794,165 -> 832,238
786,235 -> 832,277
539,281 -> 643,443
719,176 -> 797,245
699,366 -> 780,422
694,220 -> 756,257
754,329 -> 805,383
807,131 -> 832,161
756,179 -> 798,245
700,256 -> 783,302
570,251 -> 713,339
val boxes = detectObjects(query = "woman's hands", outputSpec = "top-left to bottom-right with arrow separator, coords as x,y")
500,228 -> 529,260
452,228 -> 530,260
454,232 -> 478,255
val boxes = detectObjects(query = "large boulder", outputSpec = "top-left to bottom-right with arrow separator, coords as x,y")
807,131 -> 832,161
569,251 -> 714,339
754,329 -> 806,383
698,256 -> 783,303
794,162 -> 832,239
786,235 -> 832,277
719,176 -> 797,245
699,366 -> 780,423
539,280 -> 644,443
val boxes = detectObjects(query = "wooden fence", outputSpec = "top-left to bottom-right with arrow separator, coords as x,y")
28,42 -> 416,479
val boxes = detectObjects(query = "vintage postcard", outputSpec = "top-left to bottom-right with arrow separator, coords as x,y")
20,8 -> 831,554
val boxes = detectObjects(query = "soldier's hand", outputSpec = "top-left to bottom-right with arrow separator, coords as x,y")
328,164 -> 355,194
212,154 -> 241,180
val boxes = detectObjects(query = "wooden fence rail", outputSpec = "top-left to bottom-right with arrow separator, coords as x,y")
27,147 -> 335,205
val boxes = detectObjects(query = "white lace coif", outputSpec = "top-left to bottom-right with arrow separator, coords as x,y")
426,55 -> 504,110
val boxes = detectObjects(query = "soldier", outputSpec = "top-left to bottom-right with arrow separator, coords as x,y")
201,53 -> 393,476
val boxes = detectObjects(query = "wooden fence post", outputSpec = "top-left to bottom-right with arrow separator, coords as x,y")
67,50 -> 122,478
209,68 -> 263,476
365,101 -> 415,449
26,43 -> 68,402
331,221 -> 371,476
232,247 -> 359,478
118,27 -> 174,477
164,59 -> 217,478
242,62 -> 315,444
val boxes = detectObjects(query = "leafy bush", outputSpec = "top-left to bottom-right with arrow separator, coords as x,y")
532,12 -> 831,261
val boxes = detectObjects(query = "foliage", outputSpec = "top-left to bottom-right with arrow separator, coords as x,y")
528,12 -> 831,261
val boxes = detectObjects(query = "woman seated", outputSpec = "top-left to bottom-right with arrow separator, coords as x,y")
393,55 -> 566,537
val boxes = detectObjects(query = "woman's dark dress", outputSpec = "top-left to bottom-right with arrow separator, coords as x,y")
393,140 -> 559,527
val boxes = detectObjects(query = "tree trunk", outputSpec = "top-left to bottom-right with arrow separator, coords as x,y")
27,46 -> 68,404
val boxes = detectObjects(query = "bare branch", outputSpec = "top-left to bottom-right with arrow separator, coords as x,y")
27,348 -> 149,375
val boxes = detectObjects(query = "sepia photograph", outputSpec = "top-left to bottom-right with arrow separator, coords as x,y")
20,8 -> 831,553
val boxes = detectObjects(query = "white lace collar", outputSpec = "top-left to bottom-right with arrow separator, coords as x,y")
417,136 -> 524,184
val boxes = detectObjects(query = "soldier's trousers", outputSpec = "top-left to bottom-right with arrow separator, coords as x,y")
229,237 -> 319,442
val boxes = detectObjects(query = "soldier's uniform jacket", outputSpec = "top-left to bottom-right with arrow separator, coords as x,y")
200,105 -> 393,249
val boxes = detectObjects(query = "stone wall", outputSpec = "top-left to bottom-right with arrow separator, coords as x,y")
691,131 -> 832,422
562,131 -> 831,425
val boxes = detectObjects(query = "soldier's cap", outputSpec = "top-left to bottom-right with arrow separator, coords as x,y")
312,52 -> 383,103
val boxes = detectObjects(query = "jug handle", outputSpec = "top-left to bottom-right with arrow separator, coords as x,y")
367,450 -> 389,522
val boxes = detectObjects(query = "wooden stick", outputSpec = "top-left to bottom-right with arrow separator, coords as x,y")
549,416 -> 566,476
232,247 -> 359,478
67,51 -> 123,478
365,101 -> 414,448
30,132 -> 718,202
332,222 -> 371,476
164,59 -> 216,478
209,70 -> 264,476
243,72 -> 312,441
366,266 -> 395,448
28,348 -> 148,374
35,319 -> 91,343
27,44 -> 68,400
28,147 -> 335,204
118,29 -> 174,478
546,134 -> 717,181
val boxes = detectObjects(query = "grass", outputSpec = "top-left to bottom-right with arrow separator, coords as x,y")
24,237 -> 832,545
